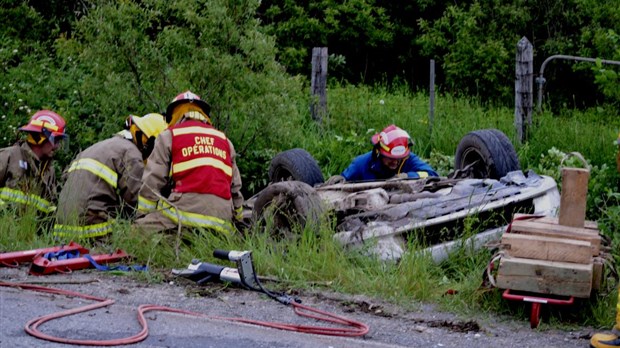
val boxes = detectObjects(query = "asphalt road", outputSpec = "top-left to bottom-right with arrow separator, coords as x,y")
0,266 -> 597,348
1,287 -> 397,348
1,284 -> 400,347
0,266 -> 409,348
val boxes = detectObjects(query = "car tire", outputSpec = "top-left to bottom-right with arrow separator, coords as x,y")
454,129 -> 520,179
268,148 -> 325,186
252,181 -> 324,238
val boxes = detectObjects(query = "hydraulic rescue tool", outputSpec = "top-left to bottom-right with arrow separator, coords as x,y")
173,249 -> 299,304
0,242 -> 89,268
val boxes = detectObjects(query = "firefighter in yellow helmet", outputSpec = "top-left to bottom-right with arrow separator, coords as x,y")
134,90 -> 244,234
591,300 -> 620,348
590,133 -> 620,348
0,110 -> 67,215
53,113 -> 167,240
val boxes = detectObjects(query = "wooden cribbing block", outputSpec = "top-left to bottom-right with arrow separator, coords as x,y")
496,256 -> 593,298
501,233 -> 592,264
592,257 -> 604,291
559,168 -> 589,228
513,214 -> 598,232
510,220 -> 601,256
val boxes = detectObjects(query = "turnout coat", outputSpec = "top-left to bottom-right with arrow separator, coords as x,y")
135,121 -> 243,234
54,135 -> 144,239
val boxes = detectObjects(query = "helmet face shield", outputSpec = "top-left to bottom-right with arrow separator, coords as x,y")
41,128 -> 70,151
383,144 -> 408,158
49,133 -> 69,148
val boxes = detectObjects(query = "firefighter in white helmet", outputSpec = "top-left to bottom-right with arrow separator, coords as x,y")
53,113 -> 167,240
0,109 -> 68,215
134,91 -> 244,234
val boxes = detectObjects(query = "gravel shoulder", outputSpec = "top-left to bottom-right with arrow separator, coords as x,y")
0,266 -> 596,348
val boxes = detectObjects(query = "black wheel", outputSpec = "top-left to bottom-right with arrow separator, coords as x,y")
268,148 -> 325,186
454,129 -> 520,179
253,181 -> 324,238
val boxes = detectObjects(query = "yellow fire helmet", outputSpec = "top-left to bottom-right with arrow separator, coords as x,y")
132,113 -> 167,138
125,113 -> 168,159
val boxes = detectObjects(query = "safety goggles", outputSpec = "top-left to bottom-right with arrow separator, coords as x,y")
40,128 -> 68,146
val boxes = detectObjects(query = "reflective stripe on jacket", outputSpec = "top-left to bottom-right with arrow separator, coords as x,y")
0,187 -> 55,213
159,200 -> 234,234
170,120 -> 233,199
53,221 -> 114,239
67,158 -> 118,188
137,195 -> 158,213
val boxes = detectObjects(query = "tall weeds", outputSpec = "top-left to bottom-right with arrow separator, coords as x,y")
1,83 -> 619,329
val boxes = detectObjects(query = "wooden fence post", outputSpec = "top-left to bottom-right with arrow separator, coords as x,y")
515,37 -> 533,143
310,47 -> 328,123
429,59 -> 435,136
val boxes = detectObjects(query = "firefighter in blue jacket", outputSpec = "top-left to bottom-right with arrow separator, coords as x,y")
326,125 -> 438,184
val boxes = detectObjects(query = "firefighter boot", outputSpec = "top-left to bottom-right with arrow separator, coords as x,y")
591,292 -> 620,348
591,332 -> 620,348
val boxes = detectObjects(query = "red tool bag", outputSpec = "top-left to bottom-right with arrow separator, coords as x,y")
0,242 -> 89,268
29,249 -> 130,276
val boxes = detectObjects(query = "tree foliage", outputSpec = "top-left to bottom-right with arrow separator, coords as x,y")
1,0 -> 619,194
1,0 -> 309,195
418,2 -> 526,101
259,0 -> 620,106
591,30 -> 620,104
257,0 -> 394,82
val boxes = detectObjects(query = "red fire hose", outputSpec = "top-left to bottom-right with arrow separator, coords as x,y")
0,281 -> 369,346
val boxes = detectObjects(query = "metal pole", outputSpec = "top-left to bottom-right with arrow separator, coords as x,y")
536,55 -> 620,113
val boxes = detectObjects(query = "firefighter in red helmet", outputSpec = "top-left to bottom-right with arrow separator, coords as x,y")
0,110 -> 67,214
326,124 -> 438,184
134,91 -> 244,234
53,113 -> 167,240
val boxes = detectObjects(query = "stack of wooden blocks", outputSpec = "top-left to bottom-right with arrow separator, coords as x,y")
496,167 -> 603,298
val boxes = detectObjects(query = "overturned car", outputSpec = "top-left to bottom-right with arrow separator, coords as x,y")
243,129 -> 560,262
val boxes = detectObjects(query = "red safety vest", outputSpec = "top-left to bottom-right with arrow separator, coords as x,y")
170,120 -> 233,199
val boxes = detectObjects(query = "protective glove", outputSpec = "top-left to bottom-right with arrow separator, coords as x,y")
325,175 -> 346,185
233,206 -> 250,231
234,206 -> 244,222
394,173 -> 409,179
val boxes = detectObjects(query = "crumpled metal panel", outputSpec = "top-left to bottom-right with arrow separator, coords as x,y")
333,171 -> 560,261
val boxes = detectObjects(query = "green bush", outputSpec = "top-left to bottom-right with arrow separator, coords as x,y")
1,0 -> 311,196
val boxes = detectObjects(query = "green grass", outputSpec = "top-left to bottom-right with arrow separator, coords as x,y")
2,83 -> 620,330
